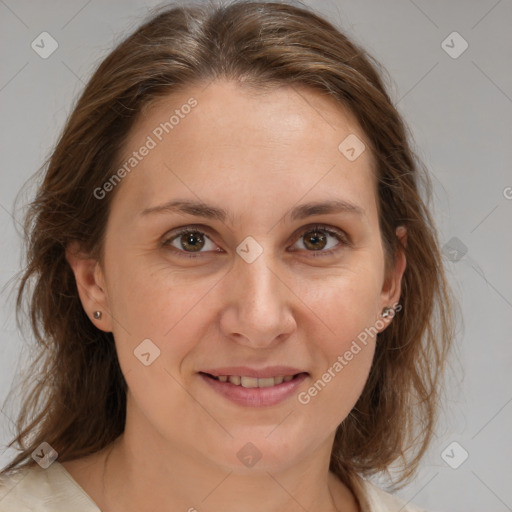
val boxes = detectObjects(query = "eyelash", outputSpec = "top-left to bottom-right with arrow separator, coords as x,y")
161,224 -> 351,259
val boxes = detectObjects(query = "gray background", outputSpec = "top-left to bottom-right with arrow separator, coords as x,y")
1,1 -> 511,511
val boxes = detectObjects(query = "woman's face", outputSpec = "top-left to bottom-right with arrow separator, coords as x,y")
72,80 -> 405,472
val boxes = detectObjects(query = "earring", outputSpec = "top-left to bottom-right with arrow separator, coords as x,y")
93,311 -> 102,320
381,306 -> 394,318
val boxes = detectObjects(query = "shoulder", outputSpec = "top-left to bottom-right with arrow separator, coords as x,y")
350,473 -> 427,512
0,461 -> 100,512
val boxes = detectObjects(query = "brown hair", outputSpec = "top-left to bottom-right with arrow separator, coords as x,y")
1,0 -> 456,490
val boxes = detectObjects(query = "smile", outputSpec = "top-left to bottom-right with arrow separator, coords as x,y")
199,371 -> 309,407
203,373 -> 298,388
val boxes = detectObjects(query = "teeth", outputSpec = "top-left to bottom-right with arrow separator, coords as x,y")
240,376 -> 259,388
257,377 -> 276,388
212,375 -> 297,387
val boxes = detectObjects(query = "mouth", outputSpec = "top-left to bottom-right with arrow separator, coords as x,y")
198,369 -> 309,407
199,372 -> 307,388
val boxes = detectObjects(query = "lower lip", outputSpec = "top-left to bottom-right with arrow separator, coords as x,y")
199,373 -> 308,407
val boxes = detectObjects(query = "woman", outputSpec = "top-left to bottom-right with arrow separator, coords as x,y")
0,1 -> 455,510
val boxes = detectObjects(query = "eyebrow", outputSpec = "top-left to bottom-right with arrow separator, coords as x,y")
140,198 -> 365,224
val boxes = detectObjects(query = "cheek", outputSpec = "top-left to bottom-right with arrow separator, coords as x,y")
299,255 -> 384,342
295,276 -> 380,423
104,246 -> 195,331
298,346 -> 374,438
293,263 -> 382,424
105,266 -> 209,433
104,254 -> 224,377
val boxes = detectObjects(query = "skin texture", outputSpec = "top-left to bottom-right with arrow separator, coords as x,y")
64,80 -> 407,512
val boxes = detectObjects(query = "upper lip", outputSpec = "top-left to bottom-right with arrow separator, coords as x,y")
200,366 -> 308,378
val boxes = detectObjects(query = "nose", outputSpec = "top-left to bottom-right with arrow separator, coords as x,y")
219,250 -> 297,349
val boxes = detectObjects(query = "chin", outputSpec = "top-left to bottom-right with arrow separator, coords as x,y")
200,431 -> 316,474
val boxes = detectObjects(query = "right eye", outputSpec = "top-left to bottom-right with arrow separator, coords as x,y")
162,227 -> 221,258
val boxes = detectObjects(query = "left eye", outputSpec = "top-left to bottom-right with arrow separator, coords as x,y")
290,225 -> 348,255
162,224 -> 348,258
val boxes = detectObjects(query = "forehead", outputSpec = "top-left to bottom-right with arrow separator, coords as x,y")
111,80 -> 378,226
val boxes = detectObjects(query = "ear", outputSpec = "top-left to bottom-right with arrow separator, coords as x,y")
65,241 -> 113,332
378,226 -> 407,329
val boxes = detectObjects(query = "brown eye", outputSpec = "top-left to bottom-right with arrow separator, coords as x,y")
303,230 -> 328,251
292,224 -> 349,256
162,228 -> 218,257
162,223 -> 349,260
178,231 -> 205,252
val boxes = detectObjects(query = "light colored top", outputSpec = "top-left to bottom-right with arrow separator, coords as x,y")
0,461 -> 426,511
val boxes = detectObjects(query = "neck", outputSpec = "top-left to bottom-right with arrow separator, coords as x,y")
97,428 -> 358,512
62,393 -> 360,512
